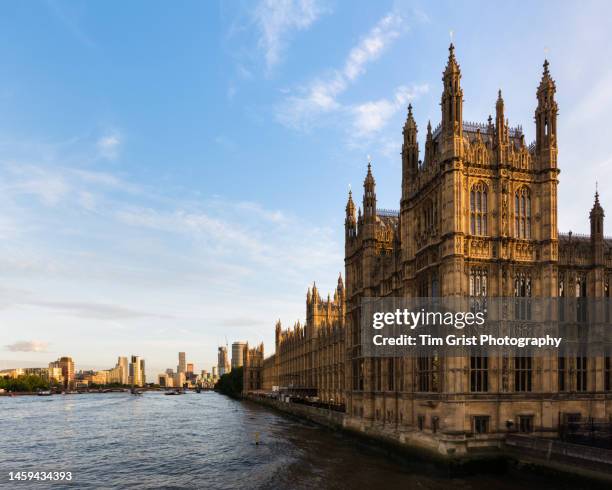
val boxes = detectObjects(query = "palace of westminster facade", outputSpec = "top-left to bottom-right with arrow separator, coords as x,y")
243,45 -> 612,454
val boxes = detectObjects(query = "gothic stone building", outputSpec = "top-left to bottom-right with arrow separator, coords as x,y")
343,44 -> 612,454
247,279 -> 347,405
246,45 -> 612,455
242,342 -> 264,393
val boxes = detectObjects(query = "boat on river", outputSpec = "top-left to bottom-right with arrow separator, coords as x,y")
164,389 -> 184,395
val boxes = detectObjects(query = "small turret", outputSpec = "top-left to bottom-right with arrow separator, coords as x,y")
441,43 -> 463,137
345,189 -> 356,239
590,186 -> 605,265
275,320 -> 282,350
495,90 -> 505,137
402,104 -> 419,200
535,59 -> 558,168
363,161 -> 377,223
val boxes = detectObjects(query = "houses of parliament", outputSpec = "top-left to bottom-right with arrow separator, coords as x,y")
243,44 -> 612,455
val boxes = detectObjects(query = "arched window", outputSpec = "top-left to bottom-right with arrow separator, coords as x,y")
514,187 -> 531,239
514,272 -> 532,320
470,183 -> 488,236
469,267 -> 487,314
576,275 -> 587,323
469,268 -> 488,297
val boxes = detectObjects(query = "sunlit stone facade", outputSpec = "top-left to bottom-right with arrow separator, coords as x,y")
343,45 -> 612,454
248,45 -> 612,455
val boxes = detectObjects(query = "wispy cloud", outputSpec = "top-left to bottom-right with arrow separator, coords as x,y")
350,84 -> 429,137
5,340 -> 49,353
96,131 -> 121,160
2,164 -> 70,206
276,12 -> 407,130
254,0 -> 328,70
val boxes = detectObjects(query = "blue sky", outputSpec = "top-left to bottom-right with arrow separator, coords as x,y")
1,0 -> 612,376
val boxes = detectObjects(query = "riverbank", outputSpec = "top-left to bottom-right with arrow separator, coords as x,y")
0,388 -> 214,396
245,394 -> 612,485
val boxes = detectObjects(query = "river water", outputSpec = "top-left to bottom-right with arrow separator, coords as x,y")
0,392 -> 590,489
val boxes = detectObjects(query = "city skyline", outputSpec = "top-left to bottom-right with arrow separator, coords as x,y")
2,1 -> 612,374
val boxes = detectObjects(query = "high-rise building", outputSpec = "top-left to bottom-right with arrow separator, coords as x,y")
108,356 -> 129,384
178,352 -> 186,374
129,355 -> 145,387
212,366 -> 218,378
46,365 -> 64,385
117,356 -> 128,384
218,346 -> 230,376
140,358 -> 146,385
186,363 -> 194,374
49,357 -> 75,389
231,342 -> 247,369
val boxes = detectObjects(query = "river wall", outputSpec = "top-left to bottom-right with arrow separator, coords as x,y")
245,394 -> 612,483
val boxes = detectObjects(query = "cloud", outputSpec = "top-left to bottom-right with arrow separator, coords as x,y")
114,199 -> 339,275
2,164 -> 70,206
1,162 -> 141,212
350,84 -> 429,136
276,12 -> 407,130
254,0 -> 327,69
5,340 -> 49,353
97,131 -> 121,160
218,317 -> 266,327
0,287 -> 175,321
343,13 -> 404,81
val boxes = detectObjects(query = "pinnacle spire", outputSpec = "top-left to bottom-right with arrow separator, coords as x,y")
364,159 -> 375,186
345,188 -> 356,217
444,42 -> 460,75
538,59 -> 555,93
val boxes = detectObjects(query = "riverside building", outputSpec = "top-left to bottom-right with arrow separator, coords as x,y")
245,45 -> 612,456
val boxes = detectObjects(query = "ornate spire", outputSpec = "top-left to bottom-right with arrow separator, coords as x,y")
538,59 -> 556,94
345,188 -> 356,238
363,160 -> 376,222
591,184 -> 604,215
535,58 -> 558,157
345,189 -> 355,215
441,43 -> 462,135
496,89 -> 504,109
364,160 -> 375,186
445,43 -> 460,75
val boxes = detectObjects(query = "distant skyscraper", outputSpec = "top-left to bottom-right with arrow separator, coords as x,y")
117,356 -> 128,384
129,355 -> 145,387
51,356 -> 75,389
178,352 -> 186,374
212,366 -> 218,378
231,342 -> 247,369
140,358 -> 146,385
186,363 -> 194,374
218,346 -> 230,376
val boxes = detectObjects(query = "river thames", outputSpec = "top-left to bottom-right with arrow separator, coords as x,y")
0,392 -> 592,489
